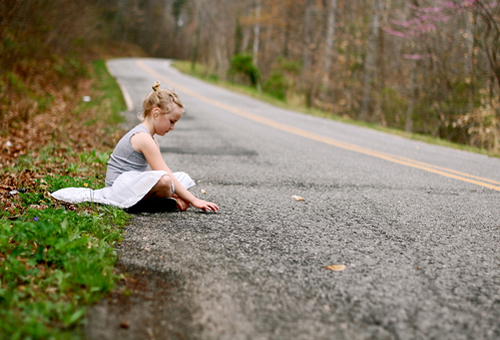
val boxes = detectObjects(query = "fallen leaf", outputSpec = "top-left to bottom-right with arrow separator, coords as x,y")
201,189 -> 207,194
120,320 -> 130,329
324,264 -> 346,272
292,195 -> 305,201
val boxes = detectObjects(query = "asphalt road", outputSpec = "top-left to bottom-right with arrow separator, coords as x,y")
89,58 -> 500,340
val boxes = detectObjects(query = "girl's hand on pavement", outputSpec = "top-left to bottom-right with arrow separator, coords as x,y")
192,198 -> 219,213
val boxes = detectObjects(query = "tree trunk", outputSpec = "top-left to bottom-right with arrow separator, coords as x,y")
242,26 -> 251,52
113,0 -> 130,42
320,0 -> 338,102
359,0 -> 382,121
301,0 -> 315,78
405,59 -> 416,132
191,0 -> 203,71
253,0 -> 261,67
465,11 -> 474,76
282,2 -> 291,58
301,0 -> 316,107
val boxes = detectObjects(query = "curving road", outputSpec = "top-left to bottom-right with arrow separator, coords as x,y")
88,58 -> 500,340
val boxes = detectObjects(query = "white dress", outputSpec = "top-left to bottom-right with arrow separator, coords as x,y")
51,170 -> 195,209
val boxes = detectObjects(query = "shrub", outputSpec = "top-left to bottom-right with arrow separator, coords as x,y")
227,53 -> 260,88
263,57 -> 301,101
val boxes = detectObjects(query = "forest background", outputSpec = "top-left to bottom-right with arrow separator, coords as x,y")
1,0 -> 500,154
0,0 -> 499,337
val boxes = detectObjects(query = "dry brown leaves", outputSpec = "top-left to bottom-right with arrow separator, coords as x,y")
0,66 -> 123,215
1,78 -> 110,165
324,264 -> 346,272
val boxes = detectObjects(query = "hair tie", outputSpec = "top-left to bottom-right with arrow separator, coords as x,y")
152,81 -> 161,92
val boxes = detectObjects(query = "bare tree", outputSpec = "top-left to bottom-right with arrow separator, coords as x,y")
82,0 -> 499,152
359,0 -> 382,120
301,0 -> 317,107
253,0 -> 261,67
301,0 -> 316,76
320,0 -> 338,102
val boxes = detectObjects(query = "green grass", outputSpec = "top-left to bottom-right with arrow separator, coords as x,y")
77,60 -> 126,127
0,60 -> 130,339
172,60 -> 499,158
0,205 -> 126,339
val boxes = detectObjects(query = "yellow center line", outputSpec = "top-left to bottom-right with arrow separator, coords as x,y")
391,154 -> 500,186
136,60 -> 500,193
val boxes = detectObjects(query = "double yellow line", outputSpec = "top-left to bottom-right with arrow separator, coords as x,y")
137,60 -> 500,193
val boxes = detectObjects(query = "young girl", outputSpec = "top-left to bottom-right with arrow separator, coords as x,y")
108,81 -> 218,213
52,81 -> 219,213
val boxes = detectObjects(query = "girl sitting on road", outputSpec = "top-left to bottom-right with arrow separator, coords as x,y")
52,81 -> 219,213
105,81 -> 219,213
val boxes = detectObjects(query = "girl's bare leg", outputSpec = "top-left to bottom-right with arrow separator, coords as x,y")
140,174 -> 190,211
143,174 -> 174,200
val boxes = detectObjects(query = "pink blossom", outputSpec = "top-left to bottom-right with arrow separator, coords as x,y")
383,28 -> 407,38
403,54 -> 424,60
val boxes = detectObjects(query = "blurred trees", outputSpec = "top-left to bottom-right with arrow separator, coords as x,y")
134,0 -> 496,152
2,0 -> 499,152
0,0 -> 139,133
1,0 -> 95,130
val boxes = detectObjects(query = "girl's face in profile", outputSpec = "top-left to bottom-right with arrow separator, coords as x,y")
154,106 -> 183,136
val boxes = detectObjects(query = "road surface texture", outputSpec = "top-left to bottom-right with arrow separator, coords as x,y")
86,58 -> 500,340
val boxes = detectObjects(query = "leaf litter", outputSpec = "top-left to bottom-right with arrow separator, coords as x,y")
0,76 -> 124,216
324,265 -> 346,272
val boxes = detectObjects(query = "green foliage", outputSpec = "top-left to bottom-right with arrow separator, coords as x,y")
174,59 -> 498,157
208,74 -> 219,82
91,60 -> 127,125
76,60 -> 126,128
378,87 -> 406,128
348,55 -> 364,73
0,169 -> 130,340
0,57 -> 131,338
263,57 -> 301,101
54,57 -> 89,82
227,53 -> 260,87
412,79 -> 477,141
275,57 -> 301,75
264,71 -> 288,101
0,205 -> 127,339
6,72 -> 26,93
19,190 -> 48,207
79,149 -> 110,165
44,174 -> 100,192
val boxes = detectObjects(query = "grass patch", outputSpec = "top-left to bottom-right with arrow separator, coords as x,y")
78,60 -> 126,127
173,60 -> 499,158
0,60 -> 130,339
0,205 -> 126,339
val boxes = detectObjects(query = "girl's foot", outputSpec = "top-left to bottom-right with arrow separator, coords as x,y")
173,194 -> 190,211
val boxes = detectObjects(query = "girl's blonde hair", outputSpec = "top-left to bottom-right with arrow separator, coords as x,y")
140,81 -> 184,120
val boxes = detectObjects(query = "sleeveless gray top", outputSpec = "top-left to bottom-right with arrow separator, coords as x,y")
105,124 -> 151,187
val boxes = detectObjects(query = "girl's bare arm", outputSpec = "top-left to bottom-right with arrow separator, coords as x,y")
131,132 -> 219,212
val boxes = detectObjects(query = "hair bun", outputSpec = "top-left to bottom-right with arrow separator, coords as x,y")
152,81 -> 161,92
